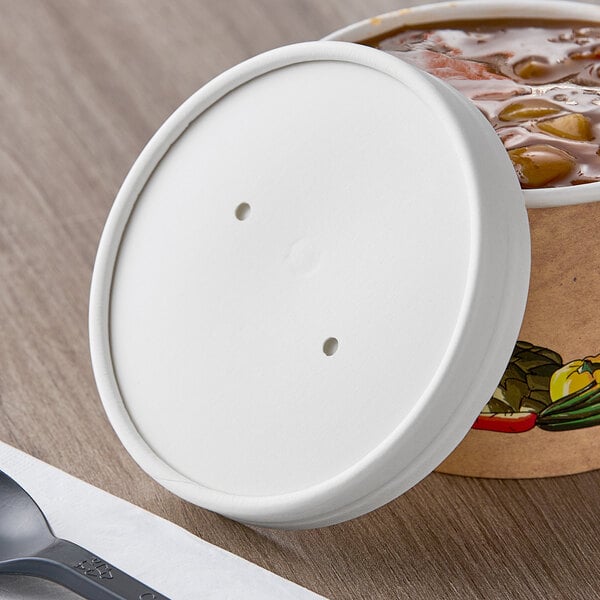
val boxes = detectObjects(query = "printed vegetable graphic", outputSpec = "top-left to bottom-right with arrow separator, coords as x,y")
538,355 -> 600,431
473,343 -> 600,433
549,355 -> 600,400
473,412 -> 537,433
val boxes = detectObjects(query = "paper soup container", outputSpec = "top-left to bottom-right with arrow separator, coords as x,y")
91,1 -> 599,529
326,0 -> 600,479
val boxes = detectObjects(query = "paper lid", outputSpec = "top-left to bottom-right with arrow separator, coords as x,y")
89,42 -> 530,528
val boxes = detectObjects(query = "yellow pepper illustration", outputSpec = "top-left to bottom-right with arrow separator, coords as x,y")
550,355 -> 600,401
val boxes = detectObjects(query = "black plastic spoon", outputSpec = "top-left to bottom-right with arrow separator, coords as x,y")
0,469 -> 170,599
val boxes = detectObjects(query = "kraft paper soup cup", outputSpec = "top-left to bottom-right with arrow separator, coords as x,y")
326,0 -> 600,478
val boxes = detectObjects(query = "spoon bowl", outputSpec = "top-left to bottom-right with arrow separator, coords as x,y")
0,470 -> 170,600
0,469 -> 55,562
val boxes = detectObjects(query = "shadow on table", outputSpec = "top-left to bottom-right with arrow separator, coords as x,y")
235,471 -> 600,599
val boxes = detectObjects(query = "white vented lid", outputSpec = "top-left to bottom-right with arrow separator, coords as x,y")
90,42 -> 530,528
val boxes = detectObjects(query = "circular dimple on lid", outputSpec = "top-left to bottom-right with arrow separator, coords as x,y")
90,41 -> 530,528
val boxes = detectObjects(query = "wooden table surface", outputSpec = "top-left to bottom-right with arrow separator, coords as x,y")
2,1 -> 600,598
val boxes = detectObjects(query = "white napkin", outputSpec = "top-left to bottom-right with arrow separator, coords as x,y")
0,441 -> 324,599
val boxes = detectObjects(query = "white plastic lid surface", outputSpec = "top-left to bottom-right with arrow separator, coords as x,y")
89,42 -> 530,528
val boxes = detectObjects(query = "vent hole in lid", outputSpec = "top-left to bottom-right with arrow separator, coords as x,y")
323,337 -> 339,357
235,202 -> 251,221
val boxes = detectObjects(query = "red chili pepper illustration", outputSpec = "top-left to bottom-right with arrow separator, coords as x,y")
473,412 -> 538,433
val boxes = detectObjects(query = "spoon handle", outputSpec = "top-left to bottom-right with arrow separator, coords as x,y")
28,538 -> 171,600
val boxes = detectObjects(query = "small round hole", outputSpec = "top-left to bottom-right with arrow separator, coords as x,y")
323,337 -> 338,357
235,202 -> 251,221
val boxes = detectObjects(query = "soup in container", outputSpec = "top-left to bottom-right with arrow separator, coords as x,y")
326,0 -> 600,479
90,0 -> 600,528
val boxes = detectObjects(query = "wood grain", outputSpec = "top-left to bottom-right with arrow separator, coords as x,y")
2,2 -> 600,598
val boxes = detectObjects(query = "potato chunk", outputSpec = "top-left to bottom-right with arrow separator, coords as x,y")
537,113 -> 593,141
499,99 -> 562,122
508,145 -> 576,187
513,57 -> 550,79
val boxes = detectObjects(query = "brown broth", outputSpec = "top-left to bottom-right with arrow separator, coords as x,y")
362,19 -> 600,188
